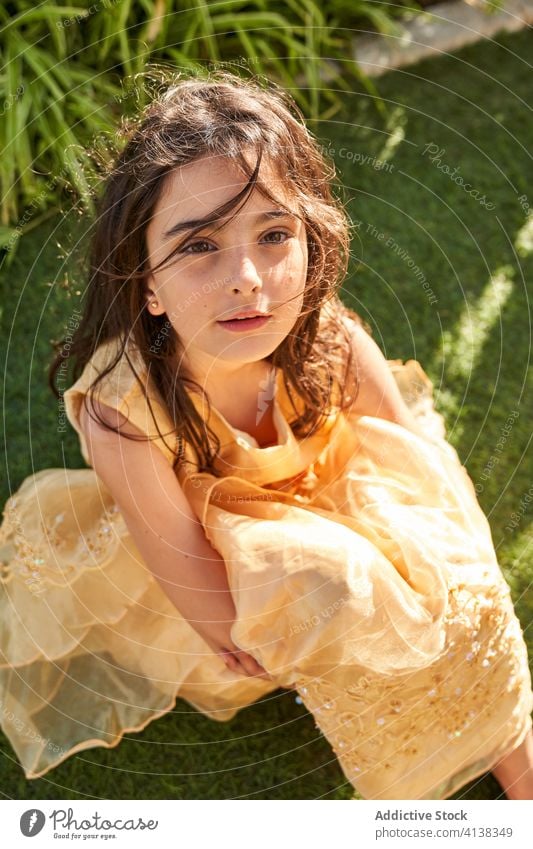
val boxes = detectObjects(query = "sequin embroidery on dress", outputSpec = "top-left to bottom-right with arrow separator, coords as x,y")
292,578 -> 533,800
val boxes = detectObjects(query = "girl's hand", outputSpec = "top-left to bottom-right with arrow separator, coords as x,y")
217,644 -> 273,680
197,618 -> 274,681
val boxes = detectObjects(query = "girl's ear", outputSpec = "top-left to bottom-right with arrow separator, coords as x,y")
145,287 -> 166,316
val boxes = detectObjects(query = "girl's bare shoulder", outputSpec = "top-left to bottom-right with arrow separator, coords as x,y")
316,299 -> 425,434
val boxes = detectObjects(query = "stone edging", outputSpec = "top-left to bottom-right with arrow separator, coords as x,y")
353,0 -> 533,77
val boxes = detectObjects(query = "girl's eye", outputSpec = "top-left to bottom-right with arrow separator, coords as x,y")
261,229 -> 292,244
180,239 -> 213,254
180,230 -> 292,254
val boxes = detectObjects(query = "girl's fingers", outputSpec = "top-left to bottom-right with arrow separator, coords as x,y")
220,649 -> 238,670
221,648 -> 272,680
234,649 -> 273,680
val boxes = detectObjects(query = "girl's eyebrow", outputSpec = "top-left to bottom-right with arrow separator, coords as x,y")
161,208 -> 297,242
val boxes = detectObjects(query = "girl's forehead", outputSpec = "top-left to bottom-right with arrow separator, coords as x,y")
153,154 -> 297,227
167,150 -> 280,185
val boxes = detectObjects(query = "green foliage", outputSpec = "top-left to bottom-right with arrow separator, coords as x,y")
0,1 -> 122,257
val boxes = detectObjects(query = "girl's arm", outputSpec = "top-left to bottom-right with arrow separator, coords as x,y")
78,399 -> 272,680
346,321 -> 430,440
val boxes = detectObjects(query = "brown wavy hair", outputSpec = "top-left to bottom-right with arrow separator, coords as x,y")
49,68 -> 369,475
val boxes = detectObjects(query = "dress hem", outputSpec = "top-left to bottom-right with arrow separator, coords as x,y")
23,689 -> 185,781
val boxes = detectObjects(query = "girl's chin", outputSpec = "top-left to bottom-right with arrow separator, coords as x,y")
210,332 -> 283,354
216,348 -> 278,362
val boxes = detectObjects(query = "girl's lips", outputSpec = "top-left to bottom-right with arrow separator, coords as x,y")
217,315 -> 271,332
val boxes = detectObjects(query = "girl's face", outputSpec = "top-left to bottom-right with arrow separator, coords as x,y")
144,153 -> 307,381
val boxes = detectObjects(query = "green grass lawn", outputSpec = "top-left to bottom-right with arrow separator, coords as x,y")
1,26 -> 532,800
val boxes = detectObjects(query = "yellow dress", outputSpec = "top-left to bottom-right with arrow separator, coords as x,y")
0,334 -> 531,799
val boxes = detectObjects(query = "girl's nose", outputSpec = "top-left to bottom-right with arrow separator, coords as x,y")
229,253 -> 263,294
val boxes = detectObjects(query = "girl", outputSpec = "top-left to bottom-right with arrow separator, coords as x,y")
0,70 -> 532,800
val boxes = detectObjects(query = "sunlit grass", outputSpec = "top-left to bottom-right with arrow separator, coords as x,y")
439,265 -> 514,380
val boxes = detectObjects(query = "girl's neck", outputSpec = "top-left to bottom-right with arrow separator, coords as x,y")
200,360 -> 279,443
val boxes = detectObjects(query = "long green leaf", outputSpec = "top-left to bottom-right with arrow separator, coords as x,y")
2,39 -> 21,223
209,12 -> 295,31
11,91 -> 33,194
193,0 -> 220,62
0,6 -> 89,36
